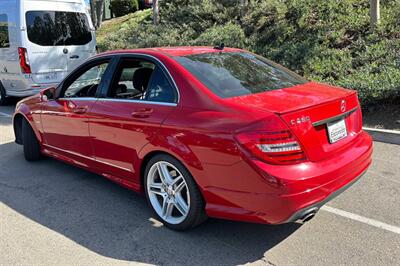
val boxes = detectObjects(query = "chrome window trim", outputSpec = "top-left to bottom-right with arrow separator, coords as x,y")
94,52 -> 181,104
57,97 -> 97,101
56,97 -> 177,106
97,98 -> 177,107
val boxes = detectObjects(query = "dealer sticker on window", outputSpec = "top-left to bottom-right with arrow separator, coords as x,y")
327,119 -> 348,143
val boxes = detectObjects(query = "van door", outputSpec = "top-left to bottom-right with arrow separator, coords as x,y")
25,10 -> 68,84
24,9 -> 95,84
58,11 -> 96,73
0,1 -> 18,95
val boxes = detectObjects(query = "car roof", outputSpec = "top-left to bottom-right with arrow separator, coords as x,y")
97,46 -> 244,57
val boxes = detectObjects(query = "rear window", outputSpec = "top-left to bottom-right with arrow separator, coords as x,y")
174,52 -> 307,98
26,11 -> 92,46
0,14 -> 10,48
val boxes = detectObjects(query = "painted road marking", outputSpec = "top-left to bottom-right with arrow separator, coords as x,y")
321,205 -> 400,235
0,112 -> 12,118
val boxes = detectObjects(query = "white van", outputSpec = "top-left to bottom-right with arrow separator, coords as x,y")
0,0 -> 97,105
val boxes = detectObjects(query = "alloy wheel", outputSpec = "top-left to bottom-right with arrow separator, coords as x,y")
146,161 -> 190,224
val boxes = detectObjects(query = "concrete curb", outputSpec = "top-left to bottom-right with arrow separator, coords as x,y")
363,127 -> 400,145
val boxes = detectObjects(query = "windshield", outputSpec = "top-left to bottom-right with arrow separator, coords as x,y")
174,52 -> 308,98
26,11 -> 92,46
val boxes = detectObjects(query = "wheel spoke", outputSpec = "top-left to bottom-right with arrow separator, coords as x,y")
149,183 -> 164,196
174,177 -> 186,193
162,198 -> 174,219
174,195 -> 189,216
171,174 -> 183,185
157,163 -> 173,185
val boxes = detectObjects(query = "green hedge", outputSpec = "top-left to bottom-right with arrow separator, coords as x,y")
98,0 -> 400,105
110,0 -> 139,17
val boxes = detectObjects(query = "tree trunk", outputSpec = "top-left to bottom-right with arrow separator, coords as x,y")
153,0 -> 159,25
370,0 -> 380,29
96,0 -> 106,29
90,0 -> 97,27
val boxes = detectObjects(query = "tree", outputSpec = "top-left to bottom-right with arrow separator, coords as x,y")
370,0 -> 380,29
90,0 -> 97,27
89,0 -> 106,29
96,0 -> 106,28
153,0 -> 159,25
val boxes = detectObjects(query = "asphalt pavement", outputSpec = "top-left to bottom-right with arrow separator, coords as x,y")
1,102 -> 399,265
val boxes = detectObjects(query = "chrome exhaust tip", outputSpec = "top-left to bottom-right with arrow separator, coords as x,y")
300,211 -> 317,223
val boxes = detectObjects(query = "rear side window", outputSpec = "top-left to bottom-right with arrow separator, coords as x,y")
0,14 -> 10,48
174,52 -> 308,98
145,67 -> 177,103
107,58 -> 177,103
25,11 -> 92,46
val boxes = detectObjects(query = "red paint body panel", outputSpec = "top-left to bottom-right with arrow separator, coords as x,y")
13,47 -> 373,225
88,100 -> 176,182
225,82 -> 354,114
41,99 -> 96,162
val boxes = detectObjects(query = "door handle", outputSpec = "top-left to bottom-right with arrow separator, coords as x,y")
131,108 -> 153,118
70,55 -> 79,59
73,107 -> 88,114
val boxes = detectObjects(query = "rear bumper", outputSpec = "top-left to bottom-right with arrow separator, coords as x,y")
204,131 -> 373,224
283,169 -> 366,223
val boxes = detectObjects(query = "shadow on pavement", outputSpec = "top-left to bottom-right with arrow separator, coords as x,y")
0,141 -> 301,265
0,99 -> 17,126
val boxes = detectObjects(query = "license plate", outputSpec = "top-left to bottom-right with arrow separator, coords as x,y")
327,119 -> 347,143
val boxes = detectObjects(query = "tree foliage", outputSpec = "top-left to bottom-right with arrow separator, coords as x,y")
97,0 -> 400,105
111,0 -> 139,17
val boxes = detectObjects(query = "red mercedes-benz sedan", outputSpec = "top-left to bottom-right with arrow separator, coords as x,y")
13,47 -> 373,230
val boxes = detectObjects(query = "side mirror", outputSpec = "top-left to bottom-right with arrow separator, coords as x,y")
40,87 -> 56,102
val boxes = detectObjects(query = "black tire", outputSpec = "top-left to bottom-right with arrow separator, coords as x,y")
144,154 -> 207,230
0,82 -> 8,106
22,119 -> 41,161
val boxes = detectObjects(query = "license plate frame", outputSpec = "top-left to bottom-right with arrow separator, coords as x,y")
327,118 -> 348,143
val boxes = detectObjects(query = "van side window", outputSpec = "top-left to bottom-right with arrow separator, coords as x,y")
0,14 -> 10,48
25,11 -> 92,46
62,62 -> 109,98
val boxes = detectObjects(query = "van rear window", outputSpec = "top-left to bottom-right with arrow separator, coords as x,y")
0,14 -> 10,48
26,11 -> 92,46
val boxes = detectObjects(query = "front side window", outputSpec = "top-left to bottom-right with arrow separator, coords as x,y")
0,14 -> 10,48
174,52 -> 308,98
26,11 -> 92,46
63,61 -> 109,98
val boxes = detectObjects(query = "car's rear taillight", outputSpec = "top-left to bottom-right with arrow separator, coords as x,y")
18,47 -> 31,74
235,130 -> 306,165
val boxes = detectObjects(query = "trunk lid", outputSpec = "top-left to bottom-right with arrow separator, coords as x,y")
227,82 -> 363,162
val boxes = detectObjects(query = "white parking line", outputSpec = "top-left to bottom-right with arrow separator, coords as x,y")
0,112 -> 12,118
321,205 -> 400,235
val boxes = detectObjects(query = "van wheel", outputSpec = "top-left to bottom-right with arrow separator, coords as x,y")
144,154 -> 207,230
0,82 -> 8,106
22,119 -> 42,161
